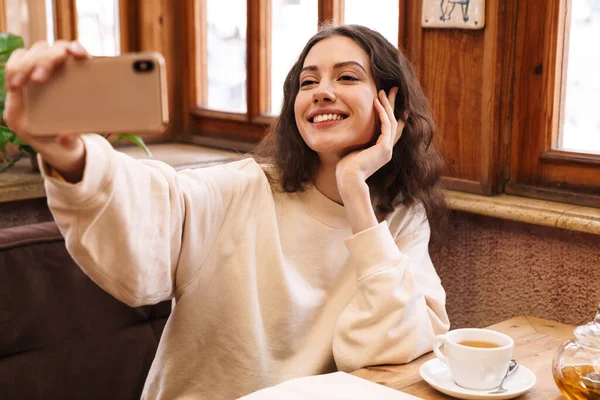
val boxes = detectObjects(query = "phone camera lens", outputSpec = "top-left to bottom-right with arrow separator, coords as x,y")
133,60 -> 155,73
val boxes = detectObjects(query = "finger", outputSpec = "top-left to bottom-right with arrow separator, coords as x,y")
379,89 -> 394,116
374,97 -> 392,146
4,89 -> 25,133
7,41 -> 54,88
4,48 -> 28,90
29,46 -> 70,83
379,90 -> 397,146
29,41 -> 77,82
65,41 -> 91,59
387,86 -> 398,111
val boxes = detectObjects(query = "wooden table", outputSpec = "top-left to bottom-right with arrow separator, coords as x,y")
352,316 -> 574,399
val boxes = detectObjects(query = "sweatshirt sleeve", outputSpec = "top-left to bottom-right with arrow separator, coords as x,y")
41,134 -> 239,307
332,216 -> 450,372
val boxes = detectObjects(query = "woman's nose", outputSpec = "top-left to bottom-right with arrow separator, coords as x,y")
312,82 -> 336,104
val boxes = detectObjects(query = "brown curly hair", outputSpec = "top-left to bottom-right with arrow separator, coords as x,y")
255,24 -> 447,239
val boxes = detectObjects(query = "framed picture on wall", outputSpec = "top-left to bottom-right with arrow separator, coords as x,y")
422,0 -> 486,29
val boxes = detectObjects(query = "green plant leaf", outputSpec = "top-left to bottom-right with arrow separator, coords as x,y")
0,125 -> 12,148
0,33 -> 24,55
0,34 -> 24,106
19,144 -> 36,156
0,125 -> 10,162
115,134 -> 152,157
10,135 -> 25,145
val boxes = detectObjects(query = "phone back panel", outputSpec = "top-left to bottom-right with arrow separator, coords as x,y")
22,52 -> 169,136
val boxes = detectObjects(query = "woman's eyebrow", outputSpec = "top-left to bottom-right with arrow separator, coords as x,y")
300,61 -> 367,74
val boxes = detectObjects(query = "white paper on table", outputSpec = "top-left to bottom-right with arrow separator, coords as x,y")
237,371 -> 423,400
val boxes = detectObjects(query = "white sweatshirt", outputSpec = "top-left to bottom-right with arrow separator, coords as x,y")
41,134 -> 450,399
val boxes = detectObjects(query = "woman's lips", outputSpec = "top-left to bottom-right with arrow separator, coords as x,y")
309,116 -> 348,128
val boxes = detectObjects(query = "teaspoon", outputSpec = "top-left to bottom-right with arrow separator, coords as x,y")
488,359 -> 519,394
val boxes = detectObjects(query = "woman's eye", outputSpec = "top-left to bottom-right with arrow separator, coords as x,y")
301,80 -> 317,87
339,75 -> 359,81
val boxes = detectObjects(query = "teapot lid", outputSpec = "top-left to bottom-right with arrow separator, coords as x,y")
575,304 -> 600,348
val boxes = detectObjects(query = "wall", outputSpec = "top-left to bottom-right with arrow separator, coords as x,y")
432,211 -> 600,329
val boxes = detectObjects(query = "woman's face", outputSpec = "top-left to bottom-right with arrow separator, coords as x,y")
294,35 -> 379,162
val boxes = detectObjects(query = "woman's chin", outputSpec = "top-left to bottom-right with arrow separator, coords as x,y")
308,138 -> 370,154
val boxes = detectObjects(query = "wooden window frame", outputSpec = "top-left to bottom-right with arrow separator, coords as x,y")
5,0 -> 596,206
506,0 -> 600,207
1,0 -> 52,45
0,0 -> 7,32
53,0 -> 77,40
53,0 -> 135,53
178,0 -> 347,145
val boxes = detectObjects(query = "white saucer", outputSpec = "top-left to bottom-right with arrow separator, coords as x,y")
419,358 -> 536,400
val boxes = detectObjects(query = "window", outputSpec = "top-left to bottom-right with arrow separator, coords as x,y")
270,0 -> 317,114
1,0 -> 596,206
205,0 -> 246,112
0,1 -> 124,51
507,0 -> 600,205
2,0 -> 54,46
184,0 -> 332,142
344,0 -> 398,47
559,0 -> 600,154
175,0 -> 598,205
75,0 -> 120,56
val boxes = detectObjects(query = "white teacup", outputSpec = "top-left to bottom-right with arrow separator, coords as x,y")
433,328 -> 514,390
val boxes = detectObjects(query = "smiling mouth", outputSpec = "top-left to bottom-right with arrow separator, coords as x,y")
309,114 -> 349,123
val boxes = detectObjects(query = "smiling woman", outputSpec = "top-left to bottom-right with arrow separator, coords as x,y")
3,19 -> 451,398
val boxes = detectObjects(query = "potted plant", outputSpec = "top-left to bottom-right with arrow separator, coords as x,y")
0,33 -> 151,173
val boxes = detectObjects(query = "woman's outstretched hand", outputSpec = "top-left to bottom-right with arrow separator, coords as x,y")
3,40 -> 90,182
335,87 -> 405,190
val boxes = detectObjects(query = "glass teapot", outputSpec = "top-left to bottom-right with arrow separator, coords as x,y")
553,304 -> 600,399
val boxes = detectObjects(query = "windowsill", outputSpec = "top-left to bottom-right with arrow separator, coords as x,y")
2,143 -> 599,235
445,190 -> 600,235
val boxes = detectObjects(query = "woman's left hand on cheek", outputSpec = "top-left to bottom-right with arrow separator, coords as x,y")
335,87 -> 405,189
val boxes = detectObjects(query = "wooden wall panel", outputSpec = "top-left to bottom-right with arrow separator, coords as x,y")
407,0 -> 514,195
509,0 -> 553,186
421,29 -> 484,183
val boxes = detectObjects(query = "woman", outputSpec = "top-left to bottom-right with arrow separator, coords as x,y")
4,24 -> 450,399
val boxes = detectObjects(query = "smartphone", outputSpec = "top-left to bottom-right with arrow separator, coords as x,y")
22,52 -> 169,136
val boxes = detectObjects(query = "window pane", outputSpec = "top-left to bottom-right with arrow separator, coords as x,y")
45,0 -> 55,43
344,0 -> 398,47
270,0 -> 317,114
5,0 -> 54,46
76,0 -> 120,56
206,0 -> 247,113
560,0 -> 600,153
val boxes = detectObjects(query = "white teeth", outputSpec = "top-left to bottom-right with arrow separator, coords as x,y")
312,114 -> 345,123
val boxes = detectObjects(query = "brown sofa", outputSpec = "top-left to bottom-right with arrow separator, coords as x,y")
0,221 -> 171,400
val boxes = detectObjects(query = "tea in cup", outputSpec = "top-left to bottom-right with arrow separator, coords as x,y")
433,328 -> 514,390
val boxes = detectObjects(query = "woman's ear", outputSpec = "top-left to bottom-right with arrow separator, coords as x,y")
404,110 -> 410,120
